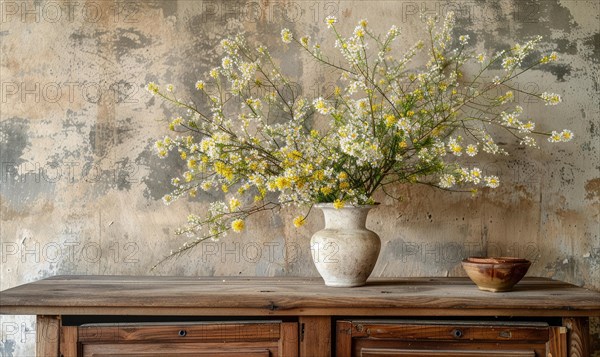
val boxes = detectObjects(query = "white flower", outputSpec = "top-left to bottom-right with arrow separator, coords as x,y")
459,35 -> 469,45
465,144 -> 478,157
469,168 -> 482,184
447,137 -> 462,156
548,131 -> 561,143
484,176 -> 500,188
221,56 -> 233,69
354,26 -> 365,38
281,28 -> 292,44
540,92 -> 562,105
439,174 -> 456,188
387,25 -> 400,38
326,15 -> 337,28
549,129 -> 574,142
313,97 -> 330,115
520,136 -> 537,147
560,129 -> 574,142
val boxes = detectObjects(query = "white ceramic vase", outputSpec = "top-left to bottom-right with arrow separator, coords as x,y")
310,204 -> 381,287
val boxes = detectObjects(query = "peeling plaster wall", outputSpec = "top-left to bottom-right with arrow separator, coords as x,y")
0,0 -> 598,355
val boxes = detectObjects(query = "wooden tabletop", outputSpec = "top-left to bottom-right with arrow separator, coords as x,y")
1,276 -> 599,317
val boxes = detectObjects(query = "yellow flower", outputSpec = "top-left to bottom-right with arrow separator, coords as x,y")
229,197 -> 241,211
231,219 -> 245,232
293,216 -> 305,228
184,172 -> 193,182
286,150 -> 302,161
399,141 -> 408,149
221,184 -> 229,193
384,114 -> 397,127
320,186 -> 332,195
189,188 -> 197,197
195,81 -> 205,90
338,172 -> 348,181
339,182 -> 350,189
275,177 -> 291,189
146,82 -> 159,94
180,151 -> 187,160
333,199 -> 345,209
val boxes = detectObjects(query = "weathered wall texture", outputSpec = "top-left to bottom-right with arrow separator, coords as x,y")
0,0 -> 598,355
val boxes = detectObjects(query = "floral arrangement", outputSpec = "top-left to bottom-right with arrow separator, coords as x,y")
147,13 -> 572,260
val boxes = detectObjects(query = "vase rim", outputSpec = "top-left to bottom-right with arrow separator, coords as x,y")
314,202 -> 380,209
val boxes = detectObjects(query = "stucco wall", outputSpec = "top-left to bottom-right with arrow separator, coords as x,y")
0,0 -> 598,355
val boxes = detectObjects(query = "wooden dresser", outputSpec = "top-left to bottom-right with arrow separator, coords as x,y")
0,276 -> 599,357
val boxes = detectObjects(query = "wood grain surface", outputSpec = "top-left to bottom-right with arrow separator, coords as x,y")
1,276 -> 599,317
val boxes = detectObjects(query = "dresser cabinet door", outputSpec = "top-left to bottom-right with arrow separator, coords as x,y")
77,321 -> 297,357
336,320 -> 553,357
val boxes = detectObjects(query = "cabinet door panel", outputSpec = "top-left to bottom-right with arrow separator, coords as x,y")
337,320 -> 550,357
79,322 -> 280,343
88,352 -> 268,357
361,348 -> 534,356
83,342 -> 274,357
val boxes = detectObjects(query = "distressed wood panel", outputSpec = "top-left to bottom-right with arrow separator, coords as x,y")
336,321 -> 353,357
300,316 -> 331,357
36,315 -> 60,357
60,325 -> 79,357
279,322 -> 299,357
1,276 -> 599,317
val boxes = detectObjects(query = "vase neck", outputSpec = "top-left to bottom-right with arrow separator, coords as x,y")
318,205 -> 373,230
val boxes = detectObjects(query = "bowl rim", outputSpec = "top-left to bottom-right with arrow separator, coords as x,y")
462,256 -> 531,265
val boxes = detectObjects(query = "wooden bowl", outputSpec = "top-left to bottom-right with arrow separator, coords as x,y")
461,257 -> 531,292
